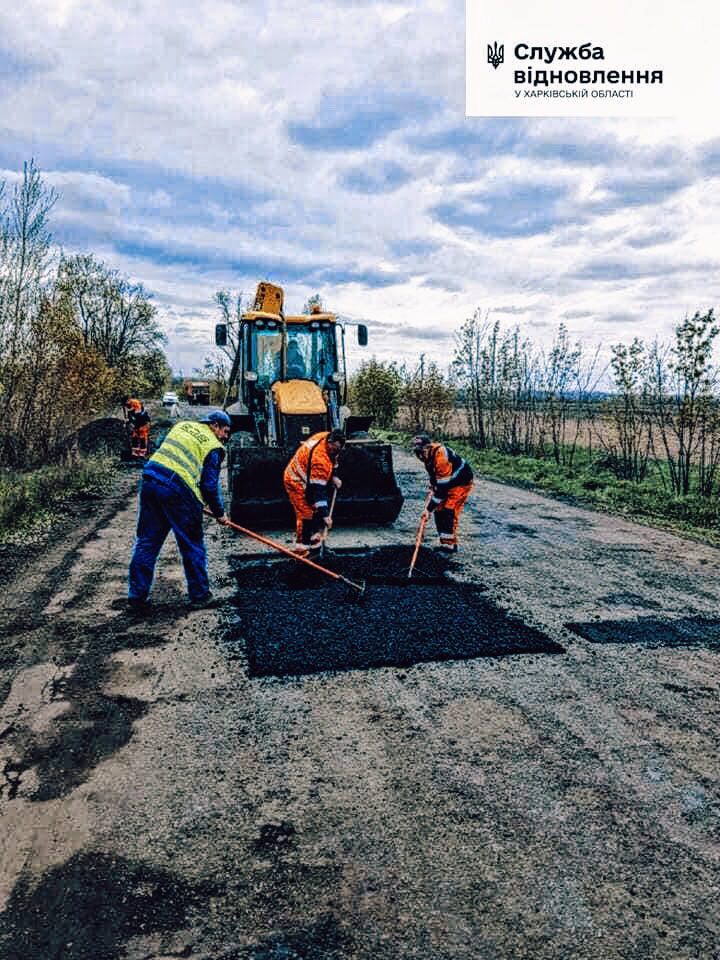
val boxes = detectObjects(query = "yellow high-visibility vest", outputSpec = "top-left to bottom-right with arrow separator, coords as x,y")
149,421 -> 223,502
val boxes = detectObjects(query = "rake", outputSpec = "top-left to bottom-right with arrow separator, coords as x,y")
209,511 -> 366,599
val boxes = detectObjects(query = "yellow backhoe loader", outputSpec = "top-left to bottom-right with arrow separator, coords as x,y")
215,281 -> 403,526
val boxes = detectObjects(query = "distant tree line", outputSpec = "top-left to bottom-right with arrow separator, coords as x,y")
0,160 -> 170,467
348,356 -> 456,435
350,306 -> 720,500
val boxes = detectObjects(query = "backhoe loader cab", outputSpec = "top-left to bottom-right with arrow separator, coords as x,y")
215,283 -> 403,527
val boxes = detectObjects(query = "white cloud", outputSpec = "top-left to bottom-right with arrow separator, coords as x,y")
1,0 -> 719,377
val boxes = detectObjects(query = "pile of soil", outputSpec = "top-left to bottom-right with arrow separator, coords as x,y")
228,546 -> 564,677
74,414 -> 177,457
75,417 -> 128,455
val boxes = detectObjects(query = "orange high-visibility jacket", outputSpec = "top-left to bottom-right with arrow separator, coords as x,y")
424,443 -> 473,510
284,432 -> 338,516
125,398 -> 150,429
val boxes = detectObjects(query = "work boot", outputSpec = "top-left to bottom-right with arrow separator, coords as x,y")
290,542 -> 310,558
188,592 -> 221,610
308,532 -> 324,553
126,597 -> 150,614
434,544 -> 458,555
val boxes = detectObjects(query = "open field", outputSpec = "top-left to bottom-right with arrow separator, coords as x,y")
396,404 -> 691,462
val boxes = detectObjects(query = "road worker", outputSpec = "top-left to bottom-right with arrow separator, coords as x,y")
123,397 -> 151,459
283,429 -> 345,555
127,410 -> 231,611
413,433 -> 474,553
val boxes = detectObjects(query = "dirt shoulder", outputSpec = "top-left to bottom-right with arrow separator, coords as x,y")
1,448 -> 719,959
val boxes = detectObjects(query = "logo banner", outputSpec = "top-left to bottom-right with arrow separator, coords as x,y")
466,0 -> 719,119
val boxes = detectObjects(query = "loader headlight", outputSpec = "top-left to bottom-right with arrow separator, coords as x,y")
330,372 -> 342,382
244,371 -> 258,381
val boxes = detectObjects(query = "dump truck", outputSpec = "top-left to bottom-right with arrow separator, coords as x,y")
215,281 -> 404,527
183,379 -> 211,405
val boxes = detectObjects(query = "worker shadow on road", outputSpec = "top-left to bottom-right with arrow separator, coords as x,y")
0,610 -> 186,804
0,851 -> 224,960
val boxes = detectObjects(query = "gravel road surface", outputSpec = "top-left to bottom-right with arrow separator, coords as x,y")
1,439 -> 719,959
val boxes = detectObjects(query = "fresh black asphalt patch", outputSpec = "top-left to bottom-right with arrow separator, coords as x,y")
566,616 -> 720,648
228,546 -> 564,678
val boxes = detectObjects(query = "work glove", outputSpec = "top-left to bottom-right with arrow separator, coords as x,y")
332,476 -> 342,489
323,516 -> 333,529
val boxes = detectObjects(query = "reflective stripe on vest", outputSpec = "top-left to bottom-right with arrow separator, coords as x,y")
430,444 -> 467,484
149,421 -> 224,502
287,433 -> 325,485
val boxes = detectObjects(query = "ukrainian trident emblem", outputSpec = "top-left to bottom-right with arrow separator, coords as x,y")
487,42 -> 504,69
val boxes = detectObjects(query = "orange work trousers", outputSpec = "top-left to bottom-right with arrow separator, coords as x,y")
131,424 -> 150,456
283,475 -> 315,543
434,481 -> 473,547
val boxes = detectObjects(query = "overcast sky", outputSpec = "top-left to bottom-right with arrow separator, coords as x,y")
2,0 -> 719,378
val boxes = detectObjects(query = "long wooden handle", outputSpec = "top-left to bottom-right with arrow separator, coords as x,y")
408,491 -> 433,579
319,488 -> 338,546
208,509 -> 364,593
216,514 -> 342,579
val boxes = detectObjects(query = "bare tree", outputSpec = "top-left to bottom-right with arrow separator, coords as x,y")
214,289 -> 246,404
199,351 -> 231,405
402,355 -> 456,435
453,309 -> 492,448
645,311 -> 720,496
454,311 -> 543,454
58,254 -> 165,376
492,327 -> 539,455
0,160 -> 58,434
534,324 -> 602,466
595,339 -> 653,481
0,161 -> 171,465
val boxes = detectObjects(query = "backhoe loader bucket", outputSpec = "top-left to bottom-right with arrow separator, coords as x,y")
227,437 -> 403,527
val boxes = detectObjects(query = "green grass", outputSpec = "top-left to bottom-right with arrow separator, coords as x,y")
0,455 -> 118,540
375,429 -> 720,545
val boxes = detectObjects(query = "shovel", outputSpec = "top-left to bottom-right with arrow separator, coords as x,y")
408,492 -> 433,579
208,511 -> 366,599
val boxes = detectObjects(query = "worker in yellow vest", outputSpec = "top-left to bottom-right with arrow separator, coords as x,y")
127,411 -> 231,611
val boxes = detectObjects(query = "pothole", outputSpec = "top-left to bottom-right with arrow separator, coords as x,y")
566,615 -> 720,647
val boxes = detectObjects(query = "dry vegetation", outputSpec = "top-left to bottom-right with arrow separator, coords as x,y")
0,161 -> 170,470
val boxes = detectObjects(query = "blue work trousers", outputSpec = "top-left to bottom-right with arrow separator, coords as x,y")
128,474 -> 209,601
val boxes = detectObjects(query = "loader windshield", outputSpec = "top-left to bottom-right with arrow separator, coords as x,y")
286,323 -> 336,386
251,325 -> 282,388
248,320 -> 337,388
